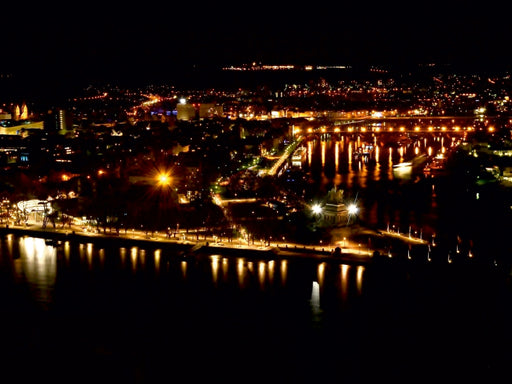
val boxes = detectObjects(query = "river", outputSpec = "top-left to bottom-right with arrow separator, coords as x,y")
298,128 -> 512,264
1,230 -> 511,384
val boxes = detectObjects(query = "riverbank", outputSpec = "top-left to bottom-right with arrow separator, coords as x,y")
5,221 -> 489,271
0,223 -> 374,265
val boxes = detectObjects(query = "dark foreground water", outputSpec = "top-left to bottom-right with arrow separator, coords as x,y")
1,234 -> 512,384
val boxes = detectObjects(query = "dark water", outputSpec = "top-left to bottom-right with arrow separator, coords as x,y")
1,234 -> 512,384
301,130 -> 512,263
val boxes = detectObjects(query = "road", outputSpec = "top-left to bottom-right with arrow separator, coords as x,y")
2,220 -> 384,264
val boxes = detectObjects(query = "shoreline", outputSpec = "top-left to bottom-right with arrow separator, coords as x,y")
0,224 -> 373,265
1,224 -> 500,272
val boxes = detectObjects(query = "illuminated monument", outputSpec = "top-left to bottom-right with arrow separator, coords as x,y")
316,187 -> 350,227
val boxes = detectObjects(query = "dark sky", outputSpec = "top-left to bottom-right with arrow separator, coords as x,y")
1,2 -> 510,86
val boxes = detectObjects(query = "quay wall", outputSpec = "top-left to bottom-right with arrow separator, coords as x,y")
0,225 -> 371,264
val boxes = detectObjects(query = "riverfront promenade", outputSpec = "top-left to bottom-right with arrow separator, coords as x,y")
0,219 -> 432,266
0,222 -> 382,264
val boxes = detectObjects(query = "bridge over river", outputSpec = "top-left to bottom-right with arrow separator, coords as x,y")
293,115 -> 498,136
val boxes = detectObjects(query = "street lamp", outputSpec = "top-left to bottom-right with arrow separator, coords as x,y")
312,204 -> 322,216
156,171 -> 172,187
347,203 -> 358,216
347,202 -> 359,225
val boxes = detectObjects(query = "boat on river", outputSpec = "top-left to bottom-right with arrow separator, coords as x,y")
423,153 -> 448,176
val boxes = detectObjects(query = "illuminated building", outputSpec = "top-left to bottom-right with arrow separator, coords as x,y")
13,102 -> 28,120
176,102 -> 197,121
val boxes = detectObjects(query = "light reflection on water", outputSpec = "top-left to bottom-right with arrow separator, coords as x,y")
301,131 -> 476,251
14,236 -> 57,309
3,235 -> 368,315
1,233 -> 511,383
304,132 -> 452,189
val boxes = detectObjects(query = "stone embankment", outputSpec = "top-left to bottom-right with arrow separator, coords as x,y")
0,224 -> 373,265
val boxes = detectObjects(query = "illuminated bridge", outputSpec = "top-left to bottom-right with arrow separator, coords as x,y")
292,116 -> 502,136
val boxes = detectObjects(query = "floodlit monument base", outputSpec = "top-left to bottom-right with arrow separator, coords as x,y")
315,187 -> 350,227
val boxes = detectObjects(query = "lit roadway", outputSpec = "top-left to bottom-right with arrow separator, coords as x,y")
259,136 -> 303,177
4,220 -> 384,263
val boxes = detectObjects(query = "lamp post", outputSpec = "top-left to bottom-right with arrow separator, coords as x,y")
312,204 -> 322,217
157,172 -> 171,188
347,203 -> 359,225
154,169 -> 172,232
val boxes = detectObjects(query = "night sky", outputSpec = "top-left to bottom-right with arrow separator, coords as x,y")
1,2 -> 510,87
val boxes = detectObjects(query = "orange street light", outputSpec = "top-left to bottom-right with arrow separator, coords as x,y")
157,172 -> 171,187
